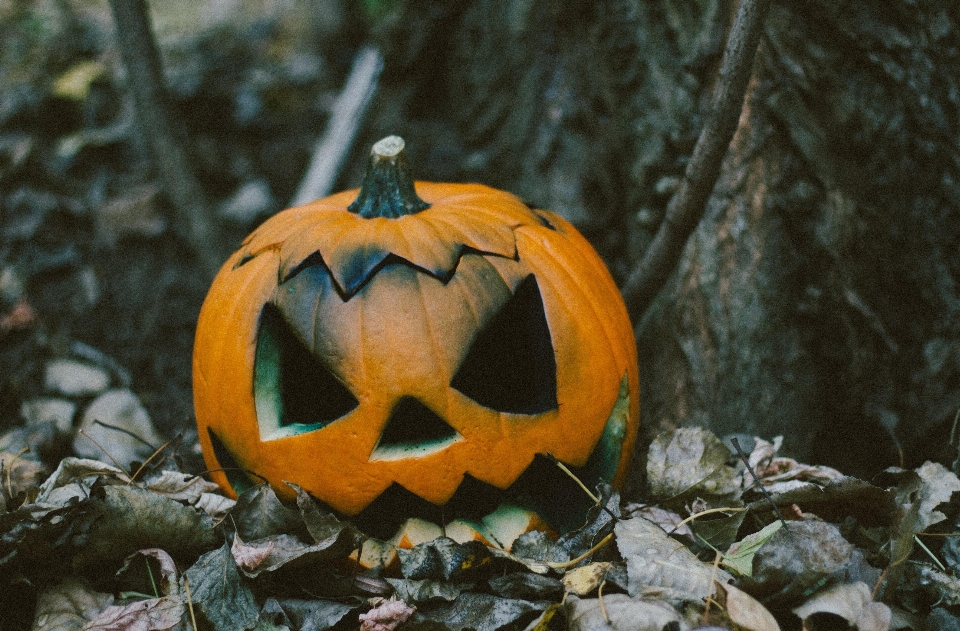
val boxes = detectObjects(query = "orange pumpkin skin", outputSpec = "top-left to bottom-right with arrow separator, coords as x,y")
194,160 -> 639,524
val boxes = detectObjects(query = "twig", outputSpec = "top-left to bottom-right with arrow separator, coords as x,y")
92,419 -> 156,450
78,428 -> 131,476
184,575 -> 198,631
290,45 -> 385,206
547,532 -> 614,570
545,453 -> 619,522
730,437 -> 787,529
128,437 -> 176,483
597,580 -> 610,624
620,0 -> 772,320
107,0 -> 222,277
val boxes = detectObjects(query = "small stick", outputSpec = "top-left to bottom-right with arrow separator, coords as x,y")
92,419 -> 156,450
290,46 -> 384,206
78,428 -> 130,476
184,575 -> 198,631
730,437 -> 787,529
547,532 -> 614,570
545,454 -> 618,522
128,437 -> 176,483
597,579 -> 610,624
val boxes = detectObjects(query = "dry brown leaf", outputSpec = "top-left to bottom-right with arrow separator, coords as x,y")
32,578 -> 114,631
81,597 -> 185,631
562,562 -> 615,597
792,581 -> 890,631
358,598 -> 416,631
715,582 -> 780,631
615,516 -> 731,602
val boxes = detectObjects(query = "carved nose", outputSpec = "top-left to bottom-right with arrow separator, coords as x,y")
369,397 -> 462,461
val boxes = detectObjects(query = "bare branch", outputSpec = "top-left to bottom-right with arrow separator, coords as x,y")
290,46 -> 384,207
107,0 -> 222,276
620,0 -> 772,321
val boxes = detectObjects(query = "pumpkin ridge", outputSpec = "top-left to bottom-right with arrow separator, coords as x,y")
511,236 -> 622,458
405,232 -> 454,388
516,227 -> 631,374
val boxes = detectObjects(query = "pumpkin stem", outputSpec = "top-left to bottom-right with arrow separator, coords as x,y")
348,136 -> 430,218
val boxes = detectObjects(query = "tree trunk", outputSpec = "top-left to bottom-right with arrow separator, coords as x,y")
368,0 -> 960,482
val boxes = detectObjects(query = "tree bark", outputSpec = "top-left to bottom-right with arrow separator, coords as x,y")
370,0 -> 960,481
108,0 -> 222,276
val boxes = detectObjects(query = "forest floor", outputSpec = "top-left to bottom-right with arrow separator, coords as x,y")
1,2 -> 959,630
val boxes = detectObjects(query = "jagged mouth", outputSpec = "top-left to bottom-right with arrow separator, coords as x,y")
206,375 -> 630,538
209,430 -> 606,538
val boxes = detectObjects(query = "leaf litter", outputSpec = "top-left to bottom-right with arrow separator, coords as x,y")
4,428 -> 960,629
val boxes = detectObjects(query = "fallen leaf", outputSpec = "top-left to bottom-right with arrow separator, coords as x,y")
510,529 -> 568,564
183,542 -> 259,631
522,602 -> 564,631
741,519 -> 855,608
625,504 -> 693,539
116,549 -> 180,597
0,449 -> 48,498
615,516 -> 731,602
81,596 -> 185,631
647,428 -> 742,506
386,578 -> 471,604
73,485 -> 219,568
689,509 -> 747,551
746,476 -> 896,529
562,563 -> 615,597
359,599 -> 415,631
555,489 -> 620,562
398,537 -> 493,581
565,594 -> 682,631
905,564 -> 960,607
140,470 -> 222,504
195,492 -> 236,520
229,484 -> 303,541
488,572 -> 563,601
259,598 -> 294,629
231,532 -> 352,578
913,461 -> 960,532
792,582 -> 889,630
34,458 -> 127,506
414,592 -> 543,631
722,520 -> 783,577
292,484 -> 361,553
32,578 -> 114,631
857,601 -> 893,631
716,582 -> 780,631
263,598 -> 359,631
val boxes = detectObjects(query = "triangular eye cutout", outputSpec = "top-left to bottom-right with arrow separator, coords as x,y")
451,275 -> 558,414
255,303 -> 359,440
370,397 -> 462,461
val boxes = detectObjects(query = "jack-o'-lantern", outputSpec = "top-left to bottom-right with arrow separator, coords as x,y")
194,136 -> 639,537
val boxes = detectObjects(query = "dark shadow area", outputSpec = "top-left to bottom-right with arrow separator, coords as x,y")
451,275 -> 558,414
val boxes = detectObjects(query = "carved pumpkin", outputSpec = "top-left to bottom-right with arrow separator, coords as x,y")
194,137 -> 639,536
